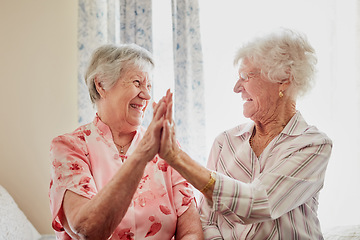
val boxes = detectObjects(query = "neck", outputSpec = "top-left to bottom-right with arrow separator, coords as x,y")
253,99 -> 296,136
96,107 -> 137,147
109,130 -> 134,158
250,100 -> 296,157
112,131 -> 136,147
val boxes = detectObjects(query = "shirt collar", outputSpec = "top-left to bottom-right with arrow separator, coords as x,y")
234,111 -> 308,137
92,114 -> 143,155
93,114 -> 113,140
281,111 -> 309,136
234,121 -> 255,137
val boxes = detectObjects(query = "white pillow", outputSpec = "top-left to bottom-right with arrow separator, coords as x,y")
324,225 -> 360,240
0,185 -> 42,240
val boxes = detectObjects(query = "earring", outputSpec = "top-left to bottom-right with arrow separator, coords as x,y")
279,90 -> 284,98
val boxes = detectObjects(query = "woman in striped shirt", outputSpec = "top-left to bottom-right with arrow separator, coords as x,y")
159,28 -> 332,239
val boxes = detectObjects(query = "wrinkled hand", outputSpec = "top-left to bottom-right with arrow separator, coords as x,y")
133,90 -> 173,162
158,91 -> 182,165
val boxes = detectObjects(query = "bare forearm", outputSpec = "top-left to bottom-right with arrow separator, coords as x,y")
160,120 -> 214,199
175,202 -> 204,239
176,233 -> 204,240
176,230 -> 204,240
169,150 -> 214,199
64,154 -> 147,239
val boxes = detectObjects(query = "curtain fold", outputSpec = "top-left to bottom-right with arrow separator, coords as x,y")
171,0 -> 206,164
78,0 -> 120,125
119,0 -> 153,126
78,1 -> 206,165
77,0 -> 153,126
120,0 -> 153,52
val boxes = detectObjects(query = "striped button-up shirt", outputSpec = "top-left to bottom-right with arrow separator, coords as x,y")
199,111 -> 332,240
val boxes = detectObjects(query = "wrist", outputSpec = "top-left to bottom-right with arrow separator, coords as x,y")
166,148 -> 183,166
128,151 -> 152,166
200,171 -> 216,194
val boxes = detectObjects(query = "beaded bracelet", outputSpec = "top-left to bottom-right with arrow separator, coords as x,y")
200,171 -> 216,193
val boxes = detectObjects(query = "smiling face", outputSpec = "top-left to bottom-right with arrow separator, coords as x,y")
233,60 -> 282,122
96,65 -> 152,133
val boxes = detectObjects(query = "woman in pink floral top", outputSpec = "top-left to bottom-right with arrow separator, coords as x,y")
49,44 -> 203,239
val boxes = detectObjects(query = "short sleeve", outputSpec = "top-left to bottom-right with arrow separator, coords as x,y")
170,167 -> 195,217
49,134 -> 97,232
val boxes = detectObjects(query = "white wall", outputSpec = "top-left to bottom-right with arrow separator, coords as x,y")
0,1 -> 78,234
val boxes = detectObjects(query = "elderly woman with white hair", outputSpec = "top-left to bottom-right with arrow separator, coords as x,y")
49,44 -> 203,239
158,28 -> 332,239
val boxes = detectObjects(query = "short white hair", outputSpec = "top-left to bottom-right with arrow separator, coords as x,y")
234,28 -> 317,99
85,43 -> 154,104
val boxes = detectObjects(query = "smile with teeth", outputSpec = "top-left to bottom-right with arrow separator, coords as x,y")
130,104 -> 144,110
245,98 -> 253,102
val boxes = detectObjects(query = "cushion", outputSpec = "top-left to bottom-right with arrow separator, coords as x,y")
0,185 -> 41,240
324,225 -> 360,240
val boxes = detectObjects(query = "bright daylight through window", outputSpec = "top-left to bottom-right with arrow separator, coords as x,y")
153,0 -> 360,231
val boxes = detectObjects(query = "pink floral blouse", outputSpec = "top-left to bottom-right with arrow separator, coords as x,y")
49,116 -> 194,240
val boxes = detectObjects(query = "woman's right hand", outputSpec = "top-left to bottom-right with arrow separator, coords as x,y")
133,89 -> 173,162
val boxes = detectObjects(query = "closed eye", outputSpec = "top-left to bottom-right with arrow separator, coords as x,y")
133,80 -> 140,87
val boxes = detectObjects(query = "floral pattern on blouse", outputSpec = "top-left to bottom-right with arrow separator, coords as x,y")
49,115 -> 195,240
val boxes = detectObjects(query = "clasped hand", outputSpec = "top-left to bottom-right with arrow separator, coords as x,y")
135,89 -> 180,164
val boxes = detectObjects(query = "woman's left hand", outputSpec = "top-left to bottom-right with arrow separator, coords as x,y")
159,92 -> 214,200
158,92 -> 182,165
159,119 -> 181,165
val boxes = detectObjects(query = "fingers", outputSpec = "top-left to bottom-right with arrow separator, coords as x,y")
161,120 -> 171,146
153,101 -> 166,121
165,89 -> 171,101
152,89 -> 173,121
159,119 -> 172,160
164,89 -> 173,122
152,96 -> 164,117
167,102 -> 173,123
162,119 -> 176,146
165,99 -> 173,123
163,89 -> 172,107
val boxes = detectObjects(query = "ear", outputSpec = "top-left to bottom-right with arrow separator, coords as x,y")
278,79 -> 291,92
94,78 -> 106,99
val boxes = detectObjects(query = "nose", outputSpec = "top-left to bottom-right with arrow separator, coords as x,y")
139,87 -> 151,100
233,79 -> 243,93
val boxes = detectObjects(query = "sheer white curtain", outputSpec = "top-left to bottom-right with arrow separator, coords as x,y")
78,0 -> 153,125
199,0 -> 360,230
78,0 -> 121,125
119,0 -> 153,126
153,0 -> 207,164
78,0 -> 206,161
171,0 -> 206,164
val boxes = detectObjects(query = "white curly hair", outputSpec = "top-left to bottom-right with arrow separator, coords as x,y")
234,28 -> 317,99
85,43 -> 154,104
